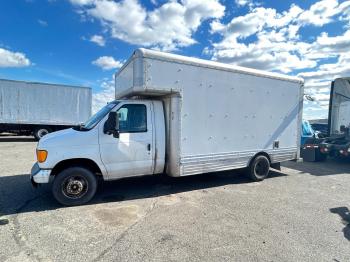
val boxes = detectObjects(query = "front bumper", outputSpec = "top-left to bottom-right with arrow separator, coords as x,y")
30,162 -> 51,185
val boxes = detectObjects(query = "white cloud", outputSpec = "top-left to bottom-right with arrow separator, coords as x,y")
304,30 -> 350,60
298,0 -> 340,26
210,5 -> 303,36
339,1 -> 350,25
234,0 -> 257,9
0,48 -> 31,68
299,53 -> 350,86
70,0 -> 225,50
299,51 -> 350,119
70,0 -> 93,5
235,0 -> 251,7
208,1 -> 350,73
92,56 -> 123,70
92,79 -> 115,113
206,33 -> 315,73
207,4 -> 312,73
212,8 -> 275,37
90,34 -> 105,46
38,19 -> 48,27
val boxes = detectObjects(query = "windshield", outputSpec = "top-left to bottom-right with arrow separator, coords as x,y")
81,101 -> 119,130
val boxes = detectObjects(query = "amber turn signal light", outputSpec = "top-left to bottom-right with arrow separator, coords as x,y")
37,150 -> 48,163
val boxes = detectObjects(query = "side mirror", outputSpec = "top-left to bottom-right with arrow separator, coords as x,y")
103,111 -> 120,138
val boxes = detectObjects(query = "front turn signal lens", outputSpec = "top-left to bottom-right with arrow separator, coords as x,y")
37,150 -> 48,163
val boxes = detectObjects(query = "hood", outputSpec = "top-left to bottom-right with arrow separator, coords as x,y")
38,128 -> 98,149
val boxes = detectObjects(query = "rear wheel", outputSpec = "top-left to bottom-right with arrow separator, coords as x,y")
246,155 -> 270,181
34,127 -> 52,140
52,167 -> 97,206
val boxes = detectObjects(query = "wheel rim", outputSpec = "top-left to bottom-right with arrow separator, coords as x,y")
61,175 -> 89,199
254,160 -> 269,177
37,129 -> 49,138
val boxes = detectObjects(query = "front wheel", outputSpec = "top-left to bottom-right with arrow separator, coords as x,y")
246,155 -> 270,181
52,167 -> 97,206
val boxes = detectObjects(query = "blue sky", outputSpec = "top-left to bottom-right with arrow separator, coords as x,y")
1,0 -> 350,117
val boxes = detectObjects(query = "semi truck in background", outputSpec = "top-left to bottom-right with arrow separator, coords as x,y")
0,79 -> 92,140
30,48 -> 304,206
319,78 -> 350,158
301,78 -> 350,161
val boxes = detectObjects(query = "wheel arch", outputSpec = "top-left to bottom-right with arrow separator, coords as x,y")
51,158 -> 103,177
248,151 -> 272,166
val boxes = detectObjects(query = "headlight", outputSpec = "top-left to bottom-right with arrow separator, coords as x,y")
36,150 -> 48,163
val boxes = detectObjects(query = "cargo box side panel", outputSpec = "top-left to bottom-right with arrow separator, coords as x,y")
145,59 -> 301,176
0,81 -> 19,123
0,80 -> 91,125
180,70 -> 301,175
143,58 -> 182,94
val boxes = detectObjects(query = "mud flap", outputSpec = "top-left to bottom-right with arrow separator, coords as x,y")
300,145 -> 326,162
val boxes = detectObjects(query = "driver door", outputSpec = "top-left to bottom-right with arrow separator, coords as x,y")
99,101 -> 154,179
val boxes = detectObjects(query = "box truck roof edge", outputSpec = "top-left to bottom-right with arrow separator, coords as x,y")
115,48 -> 304,86
0,78 -> 91,90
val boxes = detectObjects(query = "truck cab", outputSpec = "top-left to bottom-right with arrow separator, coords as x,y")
31,99 -> 165,205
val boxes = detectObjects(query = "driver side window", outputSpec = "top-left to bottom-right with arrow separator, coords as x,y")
117,104 -> 147,133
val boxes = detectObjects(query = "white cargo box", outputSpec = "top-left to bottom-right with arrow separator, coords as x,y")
115,49 -> 304,177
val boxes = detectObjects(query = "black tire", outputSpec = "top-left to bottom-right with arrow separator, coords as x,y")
34,127 -> 52,140
246,155 -> 270,181
52,167 -> 97,206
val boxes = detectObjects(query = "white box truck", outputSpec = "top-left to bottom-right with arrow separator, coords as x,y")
30,49 -> 304,206
0,79 -> 92,140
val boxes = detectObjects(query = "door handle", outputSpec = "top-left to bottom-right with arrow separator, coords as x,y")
147,144 -> 151,151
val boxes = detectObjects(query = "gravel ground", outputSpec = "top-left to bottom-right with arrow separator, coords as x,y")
0,136 -> 349,262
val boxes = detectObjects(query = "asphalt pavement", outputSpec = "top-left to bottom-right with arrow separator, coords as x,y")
0,136 -> 349,261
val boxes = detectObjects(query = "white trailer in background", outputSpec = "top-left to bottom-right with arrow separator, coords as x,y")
30,49 -> 304,206
0,79 -> 92,139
